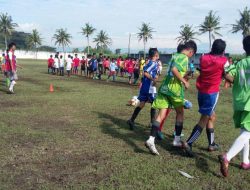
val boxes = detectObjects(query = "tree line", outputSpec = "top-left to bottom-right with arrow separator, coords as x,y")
0,7 -> 249,57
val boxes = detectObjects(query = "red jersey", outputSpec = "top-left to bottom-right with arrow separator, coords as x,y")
48,58 -> 54,67
127,60 -> 134,73
5,50 -> 16,71
196,54 -> 228,94
73,58 -> 80,67
117,58 -> 121,67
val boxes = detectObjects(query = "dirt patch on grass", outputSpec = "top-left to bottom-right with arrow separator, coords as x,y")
3,151 -> 112,189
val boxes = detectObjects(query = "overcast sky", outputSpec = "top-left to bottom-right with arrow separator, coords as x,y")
0,0 -> 249,53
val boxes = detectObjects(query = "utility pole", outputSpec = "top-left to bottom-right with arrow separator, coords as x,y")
128,33 -> 131,57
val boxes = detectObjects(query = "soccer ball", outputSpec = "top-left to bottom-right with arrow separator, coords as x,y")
129,96 -> 140,107
184,99 -> 192,109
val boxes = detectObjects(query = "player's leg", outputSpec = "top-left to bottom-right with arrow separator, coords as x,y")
183,92 -> 218,156
145,93 -> 169,155
127,98 -> 146,130
206,112 -> 219,151
219,129 -> 250,177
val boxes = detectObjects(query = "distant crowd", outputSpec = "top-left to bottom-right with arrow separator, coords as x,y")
47,53 -> 163,84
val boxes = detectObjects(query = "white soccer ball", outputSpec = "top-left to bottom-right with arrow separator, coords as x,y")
131,96 -> 140,107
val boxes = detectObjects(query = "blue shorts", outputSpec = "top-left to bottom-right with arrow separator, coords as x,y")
138,92 -> 157,103
198,92 -> 219,116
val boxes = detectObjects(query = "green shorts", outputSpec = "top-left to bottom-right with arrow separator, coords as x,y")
152,93 -> 184,109
233,111 -> 250,131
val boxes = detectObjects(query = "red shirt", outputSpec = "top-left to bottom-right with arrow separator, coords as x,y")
48,58 -> 54,67
5,50 -> 16,71
127,60 -> 134,73
196,54 -> 228,94
117,58 -> 121,67
73,58 -> 80,67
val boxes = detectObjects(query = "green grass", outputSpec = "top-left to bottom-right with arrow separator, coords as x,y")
0,59 -> 249,190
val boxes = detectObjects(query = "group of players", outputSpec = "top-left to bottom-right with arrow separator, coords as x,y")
127,36 -> 250,177
47,53 -> 163,84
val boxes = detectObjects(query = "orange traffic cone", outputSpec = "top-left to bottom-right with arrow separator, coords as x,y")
50,84 -> 54,92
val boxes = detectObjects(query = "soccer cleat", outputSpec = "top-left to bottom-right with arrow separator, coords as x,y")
145,140 -> 159,155
208,143 -> 220,152
173,139 -> 182,147
127,120 -> 135,130
181,141 -> 194,157
240,162 -> 250,170
218,154 -> 229,177
156,131 -> 164,141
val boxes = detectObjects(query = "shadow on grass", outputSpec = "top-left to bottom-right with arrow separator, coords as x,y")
95,111 -> 190,158
95,111 -> 226,177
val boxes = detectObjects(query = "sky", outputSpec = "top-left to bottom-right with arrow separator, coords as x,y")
0,0 -> 249,53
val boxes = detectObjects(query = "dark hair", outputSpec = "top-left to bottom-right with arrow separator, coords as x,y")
243,35 -> 250,55
68,55 -> 71,58
177,43 -> 185,53
8,42 -> 16,50
184,40 -> 197,54
55,55 -> 58,58
2,53 -> 5,56
148,48 -> 159,58
211,39 -> 226,55
60,55 -> 63,59
75,54 -> 78,56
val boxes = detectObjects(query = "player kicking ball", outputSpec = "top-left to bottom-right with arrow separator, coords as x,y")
145,41 -> 197,155
127,48 -> 159,130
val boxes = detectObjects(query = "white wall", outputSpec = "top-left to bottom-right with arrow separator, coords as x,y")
0,50 -> 87,60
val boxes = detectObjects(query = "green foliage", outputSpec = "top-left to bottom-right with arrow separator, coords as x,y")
115,48 -> 121,55
26,29 -> 42,50
176,24 -> 199,44
0,31 -> 30,50
231,7 -> 250,37
0,13 -> 18,48
53,28 -> 72,52
137,22 -> 154,58
93,30 -> 112,53
72,48 -> 80,53
199,10 -> 222,49
38,45 -> 56,52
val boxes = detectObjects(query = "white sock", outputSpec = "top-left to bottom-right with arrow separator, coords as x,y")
242,138 -> 250,164
174,136 -> 181,142
226,129 -> 250,162
9,81 -> 15,91
149,136 -> 155,143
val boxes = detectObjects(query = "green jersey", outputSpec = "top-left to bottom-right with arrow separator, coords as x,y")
227,56 -> 250,111
159,53 -> 189,98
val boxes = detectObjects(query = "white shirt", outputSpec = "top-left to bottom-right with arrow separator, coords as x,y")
66,58 -> 72,70
59,58 -> 64,67
54,58 -> 59,68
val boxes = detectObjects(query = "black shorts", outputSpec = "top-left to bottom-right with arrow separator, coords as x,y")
81,65 -> 86,71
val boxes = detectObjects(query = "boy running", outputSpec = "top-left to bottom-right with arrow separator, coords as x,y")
182,39 -> 229,156
219,35 -> 250,177
127,48 -> 159,130
145,41 -> 197,155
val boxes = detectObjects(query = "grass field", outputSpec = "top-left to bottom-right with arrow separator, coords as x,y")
0,59 -> 249,190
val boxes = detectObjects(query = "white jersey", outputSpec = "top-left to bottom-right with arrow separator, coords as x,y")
54,58 -> 59,68
66,58 -> 72,70
59,58 -> 64,67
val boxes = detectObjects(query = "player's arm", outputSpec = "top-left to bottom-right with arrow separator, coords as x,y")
171,66 -> 189,89
224,73 -> 234,83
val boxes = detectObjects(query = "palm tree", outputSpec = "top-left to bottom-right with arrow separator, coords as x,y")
137,22 -> 155,58
231,7 -> 250,38
93,30 -> 112,53
176,24 -> 199,44
52,28 -> 72,57
199,11 -> 222,50
0,13 -> 18,50
80,23 -> 96,54
27,29 -> 42,59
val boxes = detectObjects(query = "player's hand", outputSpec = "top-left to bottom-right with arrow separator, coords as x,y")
183,80 -> 190,89
152,79 -> 157,86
